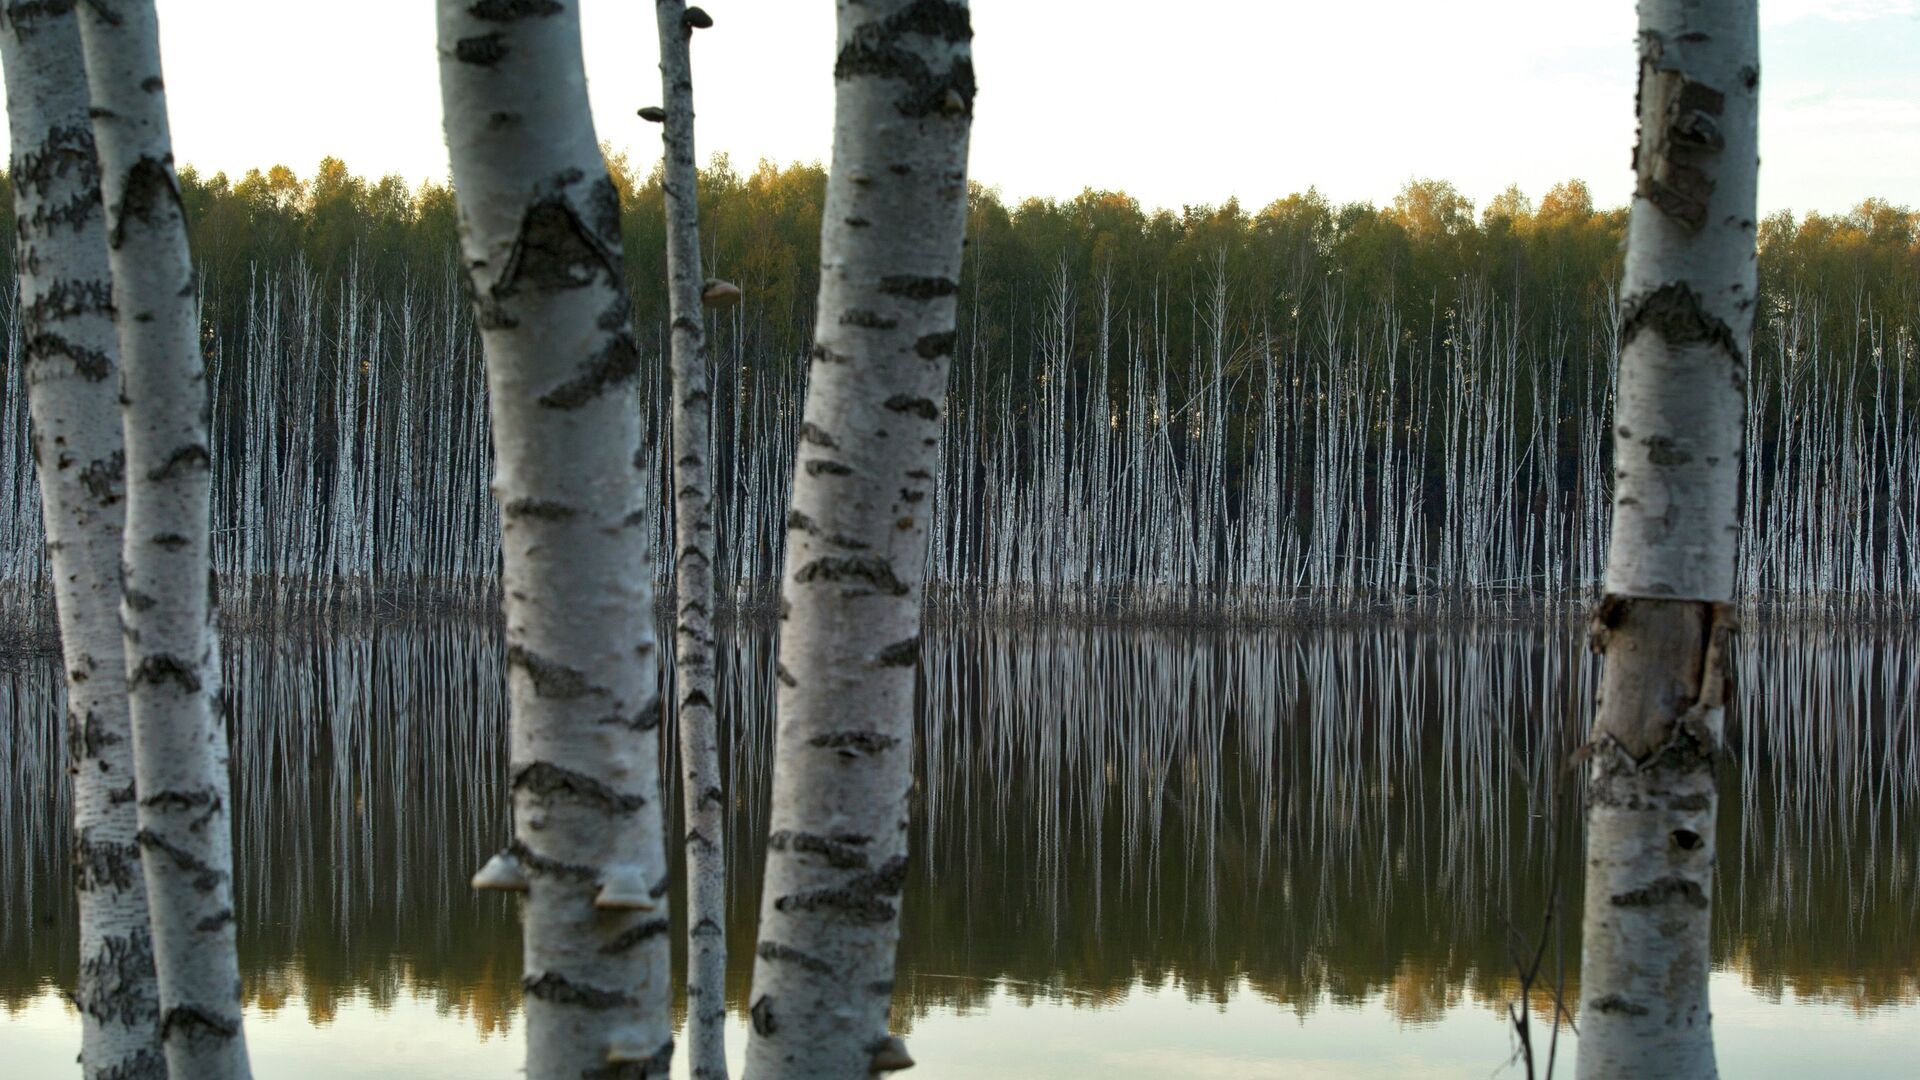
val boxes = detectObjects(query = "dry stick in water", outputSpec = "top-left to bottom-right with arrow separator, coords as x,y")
646,4 -> 734,1078
1576,2 -> 1758,1078
438,0 -> 675,1076
0,5 -> 162,1075
744,1 -> 974,1076
75,1 -> 252,1075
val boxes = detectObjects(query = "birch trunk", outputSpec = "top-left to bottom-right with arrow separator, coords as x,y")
745,2 -> 973,1076
651,4 -> 728,1078
75,2 -> 250,1075
1577,2 -> 1757,1077
0,6 -> 161,1076
437,2 -> 674,1076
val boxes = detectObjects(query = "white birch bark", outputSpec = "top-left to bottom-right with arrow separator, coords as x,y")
0,5 -> 161,1075
75,2 -> 250,1075
437,2 -> 674,1075
745,2 -> 973,1076
1578,2 -> 1758,1077
650,4 -> 728,1078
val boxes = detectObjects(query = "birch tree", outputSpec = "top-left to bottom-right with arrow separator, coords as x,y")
745,2 -> 974,1075
75,2 -> 251,1075
0,6 -> 161,1076
1577,2 -> 1757,1076
647,4 -> 734,1077
439,2 -> 674,1075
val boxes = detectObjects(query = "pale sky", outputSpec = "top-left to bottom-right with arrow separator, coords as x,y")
3,1 -> 1914,218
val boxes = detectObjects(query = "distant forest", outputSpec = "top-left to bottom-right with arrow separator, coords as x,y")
1,152 -> 1911,380
1,154 -> 1915,619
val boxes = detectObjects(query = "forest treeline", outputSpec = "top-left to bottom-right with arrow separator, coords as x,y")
1,152 -> 1913,373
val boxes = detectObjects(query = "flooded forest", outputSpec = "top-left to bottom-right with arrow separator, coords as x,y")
2,1 -> 1917,1077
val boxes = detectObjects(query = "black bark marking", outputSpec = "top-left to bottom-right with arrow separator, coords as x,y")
795,555 -> 910,595
134,830 -> 222,891
768,829 -> 870,869
805,459 -> 853,477
454,33 -> 508,66
109,156 -> 183,250
73,929 -> 157,1029
506,644 -> 597,698
495,196 -> 619,295
756,941 -> 833,975
79,451 -> 124,504
883,395 -> 940,420
750,994 -> 776,1035
915,330 -> 957,359
880,275 -> 959,300
467,0 -> 561,19
809,730 -> 901,755
1643,436 -> 1693,466
776,662 -> 799,687
502,497 -> 578,521
146,443 -> 208,481
811,342 -> 852,365
875,636 -> 920,667
25,278 -> 114,324
128,654 -> 200,693
598,917 -> 671,955
139,75 -> 163,92
512,761 -> 646,812
1590,994 -> 1651,1016
506,838 -> 597,882
1610,875 -> 1708,909
24,333 -> 114,381
140,786 -> 218,813
775,892 -> 892,923
840,308 -> 898,329
73,835 -> 140,891
4,2 -> 86,37
159,1004 -> 239,1043
123,587 -> 156,612
16,122 -> 103,233
599,691 -> 668,726
1619,282 -> 1741,359
541,333 -> 640,409
835,0 -> 975,118
194,908 -> 234,932
521,972 -> 635,1009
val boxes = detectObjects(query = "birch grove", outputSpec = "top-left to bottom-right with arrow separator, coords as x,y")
1577,1 -> 1759,1077
0,6 -> 160,1076
437,1 -> 674,1076
75,1 -> 252,1075
648,4 -> 733,1077
745,2 -> 975,1075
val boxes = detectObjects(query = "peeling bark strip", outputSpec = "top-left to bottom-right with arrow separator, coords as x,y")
438,2 -> 673,1076
1635,35 -> 1727,232
64,3 -> 244,1076
652,7 -> 729,1075
1580,4 -> 1757,1078
747,4 -> 972,1070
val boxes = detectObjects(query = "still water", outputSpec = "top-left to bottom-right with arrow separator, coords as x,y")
3,623 -> 1917,1077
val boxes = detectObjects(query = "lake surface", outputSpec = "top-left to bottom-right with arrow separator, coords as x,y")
4,623 -> 1918,1077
